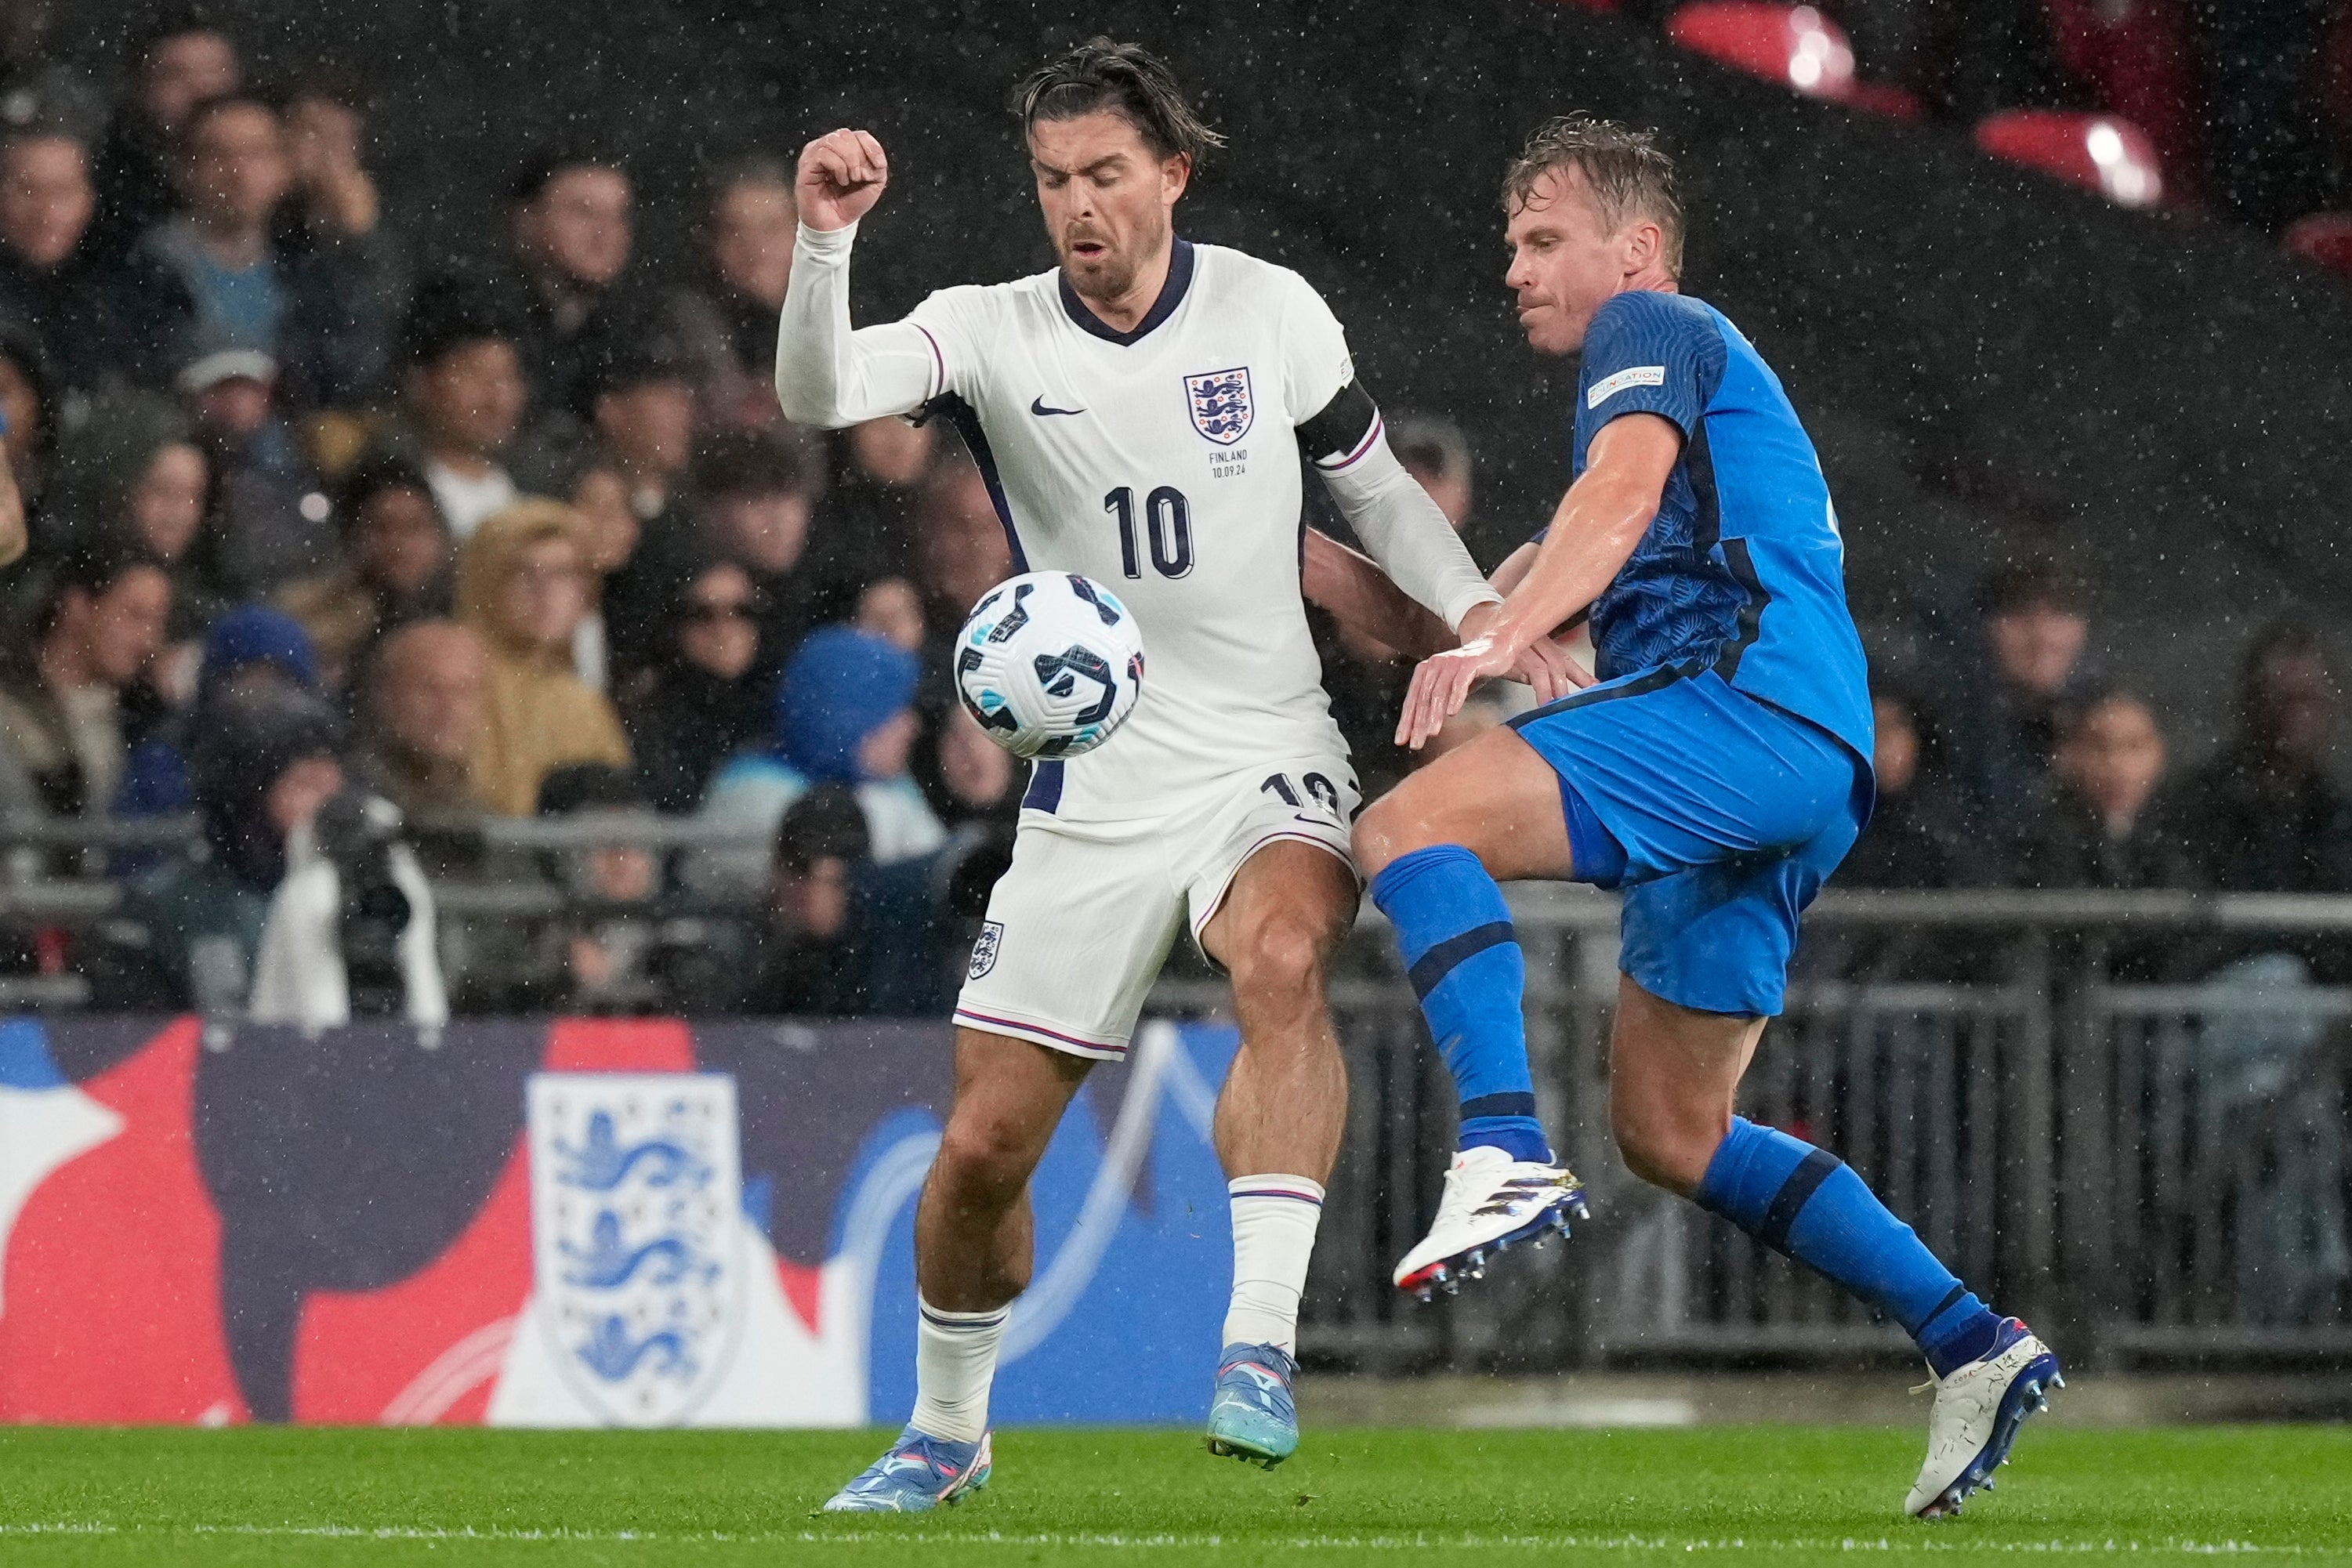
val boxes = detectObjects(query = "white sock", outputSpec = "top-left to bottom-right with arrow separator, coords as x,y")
908,1297 -> 1009,1443
1221,1175 -> 1325,1356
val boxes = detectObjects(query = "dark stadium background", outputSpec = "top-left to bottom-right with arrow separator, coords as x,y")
45,0 -> 2352,746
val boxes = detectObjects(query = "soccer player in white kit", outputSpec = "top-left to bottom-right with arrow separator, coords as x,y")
782,40 -> 1576,1509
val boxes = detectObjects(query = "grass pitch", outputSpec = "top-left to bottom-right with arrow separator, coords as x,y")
2,1425 -> 2348,1565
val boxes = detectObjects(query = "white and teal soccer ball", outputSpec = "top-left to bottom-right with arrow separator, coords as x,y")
954,570 -> 1145,759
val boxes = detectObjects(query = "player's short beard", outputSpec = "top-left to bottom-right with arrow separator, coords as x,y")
1059,208 -> 1169,306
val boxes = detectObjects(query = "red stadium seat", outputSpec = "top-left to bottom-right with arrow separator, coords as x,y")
1666,3 -> 1856,100
2284,213 -> 2352,283
1664,3 -> 1919,118
2042,0 -> 2201,197
1974,109 -> 2165,208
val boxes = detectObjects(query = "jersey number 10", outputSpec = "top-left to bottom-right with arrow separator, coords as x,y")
1103,486 -> 1194,579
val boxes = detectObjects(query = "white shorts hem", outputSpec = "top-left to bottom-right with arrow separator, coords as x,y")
1188,828 -> 1361,951
951,1005 -> 1130,1061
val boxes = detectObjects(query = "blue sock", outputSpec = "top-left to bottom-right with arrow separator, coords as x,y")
1695,1117 -> 2002,1376
1368,846 -> 1551,1164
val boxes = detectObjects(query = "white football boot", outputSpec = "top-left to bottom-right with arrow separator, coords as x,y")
1392,1145 -> 1587,1300
1906,1318 -> 2063,1519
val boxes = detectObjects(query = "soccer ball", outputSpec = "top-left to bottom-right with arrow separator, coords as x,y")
954,570 -> 1145,759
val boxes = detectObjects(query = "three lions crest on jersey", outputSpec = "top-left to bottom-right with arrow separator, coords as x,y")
1186,368 -> 1252,445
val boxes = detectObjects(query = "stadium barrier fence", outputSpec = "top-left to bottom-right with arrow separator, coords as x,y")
1165,886 -> 2352,1373
4,814 -> 2347,1371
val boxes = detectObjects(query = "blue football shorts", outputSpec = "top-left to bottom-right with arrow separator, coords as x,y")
1507,664 -> 1873,1017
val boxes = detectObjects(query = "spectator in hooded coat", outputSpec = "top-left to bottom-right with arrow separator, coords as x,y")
115,601 -> 318,824
691,625 -> 942,897
484,149 -> 646,414
663,157 -> 799,432
455,496 -> 629,815
121,682 -> 345,1013
735,781 -> 956,1019
87,19 -> 241,271
2014,689 -> 2192,891
0,317 -> 58,538
111,92 -> 398,411
2169,622 -> 2352,895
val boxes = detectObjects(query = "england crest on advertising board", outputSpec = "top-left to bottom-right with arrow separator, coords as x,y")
525,1072 -> 742,1425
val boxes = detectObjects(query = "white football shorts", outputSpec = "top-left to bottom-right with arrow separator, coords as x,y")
952,753 -> 1362,1059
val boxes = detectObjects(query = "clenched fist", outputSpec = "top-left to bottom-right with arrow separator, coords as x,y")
798,129 -> 889,232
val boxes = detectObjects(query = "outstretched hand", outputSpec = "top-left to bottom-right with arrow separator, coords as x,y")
797,129 -> 889,231
1396,614 -> 1592,749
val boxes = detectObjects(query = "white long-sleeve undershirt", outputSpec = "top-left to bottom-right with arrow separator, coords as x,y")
774,219 -> 934,428
1317,427 -> 1502,632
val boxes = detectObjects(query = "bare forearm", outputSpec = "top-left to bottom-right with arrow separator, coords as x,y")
1301,529 -> 1454,658
1488,469 -> 1653,656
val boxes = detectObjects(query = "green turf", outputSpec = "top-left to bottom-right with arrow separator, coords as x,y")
2,1425 -> 2348,1565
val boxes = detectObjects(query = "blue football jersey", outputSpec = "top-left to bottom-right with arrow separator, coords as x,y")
1563,289 -> 1872,761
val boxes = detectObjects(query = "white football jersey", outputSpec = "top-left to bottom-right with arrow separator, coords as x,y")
904,241 -> 1355,823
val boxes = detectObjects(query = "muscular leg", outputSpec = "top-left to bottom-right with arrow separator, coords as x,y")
1353,726 -> 1574,882
1607,975 -> 2003,1375
899,1027 -> 1089,1445
1198,838 -> 1357,1182
1605,976 -> 1765,1193
1354,727 -> 1574,1165
1194,838 -> 1356,1359
914,1027 -> 1092,1310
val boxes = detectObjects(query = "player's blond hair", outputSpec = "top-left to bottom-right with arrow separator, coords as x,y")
1503,114 -> 1684,277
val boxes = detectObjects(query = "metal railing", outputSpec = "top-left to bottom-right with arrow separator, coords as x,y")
1163,886 -> 2352,1371
3,812 -> 2348,1367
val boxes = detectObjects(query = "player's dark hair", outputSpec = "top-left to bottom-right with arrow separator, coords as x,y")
1011,36 -> 1224,168
1503,114 -> 1684,277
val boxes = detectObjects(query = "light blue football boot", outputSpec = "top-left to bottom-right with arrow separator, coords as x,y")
1204,1342 -> 1299,1468
822,1426 -> 992,1512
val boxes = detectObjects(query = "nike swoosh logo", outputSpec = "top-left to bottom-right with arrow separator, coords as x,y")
1031,397 -> 1085,417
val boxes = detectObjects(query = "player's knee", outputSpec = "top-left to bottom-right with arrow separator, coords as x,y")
1227,916 -> 1328,1005
1608,1092 -> 1720,1197
933,1114 -> 1042,1208
1350,791 -> 1430,881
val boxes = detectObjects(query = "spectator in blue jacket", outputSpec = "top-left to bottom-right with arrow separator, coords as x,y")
692,625 -> 942,897
117,603 -> 319,827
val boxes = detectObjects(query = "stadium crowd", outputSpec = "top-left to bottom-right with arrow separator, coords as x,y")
0,14 -> 2340,1017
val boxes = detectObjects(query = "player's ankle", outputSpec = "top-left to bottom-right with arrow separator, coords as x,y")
1920,1304 -> 2006,1378
1459,1114 -> 1551,1164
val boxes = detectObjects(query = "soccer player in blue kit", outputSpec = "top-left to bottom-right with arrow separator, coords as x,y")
1353,116 -> 2061,1519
